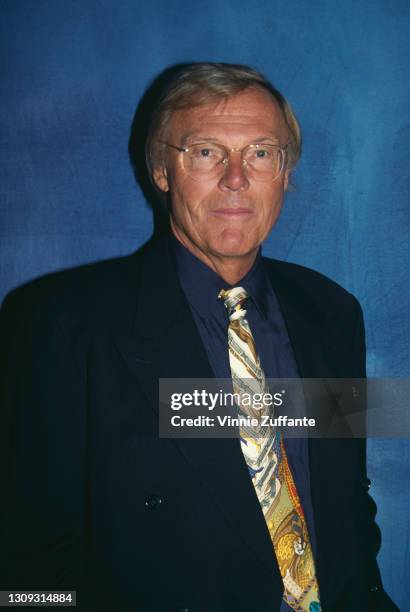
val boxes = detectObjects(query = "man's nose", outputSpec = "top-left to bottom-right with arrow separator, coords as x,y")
218,152 -> 250,191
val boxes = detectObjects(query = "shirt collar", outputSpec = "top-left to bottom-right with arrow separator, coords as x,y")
170,235 -> 270,320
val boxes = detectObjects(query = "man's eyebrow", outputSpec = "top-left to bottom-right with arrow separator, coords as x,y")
252,136 -> 282,144
179,133 -> 282,145
179,133 -> 221,144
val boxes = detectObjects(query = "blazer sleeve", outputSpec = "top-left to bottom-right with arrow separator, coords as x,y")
0,286 -> 87,594
352,303 -> 399,611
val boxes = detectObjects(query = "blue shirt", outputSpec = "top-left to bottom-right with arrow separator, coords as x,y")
171,237 -> 317,610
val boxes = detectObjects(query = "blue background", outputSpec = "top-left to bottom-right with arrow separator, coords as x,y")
1,1 -> 409,608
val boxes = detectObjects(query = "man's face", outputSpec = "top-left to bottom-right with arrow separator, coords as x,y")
154,86 -> 289,266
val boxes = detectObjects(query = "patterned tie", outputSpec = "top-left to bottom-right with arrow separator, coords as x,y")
219,286 -> 321,612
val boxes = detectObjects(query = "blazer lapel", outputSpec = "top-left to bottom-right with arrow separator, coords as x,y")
267,264 -> 331,379
268,262 -> 355,609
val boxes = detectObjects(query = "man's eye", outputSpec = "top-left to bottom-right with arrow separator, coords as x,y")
255,148 -> 271,158
190,146 -> 221,161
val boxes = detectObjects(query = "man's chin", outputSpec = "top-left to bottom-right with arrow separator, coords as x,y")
208,239 -> 258,260
210,229 -> 256,254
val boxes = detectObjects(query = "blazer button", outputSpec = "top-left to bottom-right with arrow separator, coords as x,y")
145,494 -> 163,510
369,585 -> 379,592
361,478 -> 371,491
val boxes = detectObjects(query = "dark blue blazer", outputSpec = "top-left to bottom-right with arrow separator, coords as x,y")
0,236 -> 398,611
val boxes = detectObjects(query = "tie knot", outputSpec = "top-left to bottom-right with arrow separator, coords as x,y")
218,286 -> 249,321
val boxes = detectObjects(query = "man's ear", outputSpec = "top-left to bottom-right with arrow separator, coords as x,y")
153,166 -> 169,192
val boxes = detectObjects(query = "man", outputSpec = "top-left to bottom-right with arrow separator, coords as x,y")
0,63 -> 398,611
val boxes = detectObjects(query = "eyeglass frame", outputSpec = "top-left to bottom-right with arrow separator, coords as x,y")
159,140 -> 290,181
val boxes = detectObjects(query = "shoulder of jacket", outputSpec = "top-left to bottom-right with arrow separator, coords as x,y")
1,252 -> 142,330
262,257 -> 362,315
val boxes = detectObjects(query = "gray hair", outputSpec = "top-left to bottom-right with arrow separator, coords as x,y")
145,62 -> 302,192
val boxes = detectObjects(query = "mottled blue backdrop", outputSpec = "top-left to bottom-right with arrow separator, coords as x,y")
1,1 -> 409,607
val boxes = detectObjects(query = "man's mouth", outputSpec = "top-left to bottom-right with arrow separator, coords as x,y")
210,207 -> 253,216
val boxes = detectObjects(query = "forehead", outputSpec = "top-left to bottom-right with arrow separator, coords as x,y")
167,86 -> 288,144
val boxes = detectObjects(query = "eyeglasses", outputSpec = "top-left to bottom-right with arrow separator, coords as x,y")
162,141 -> 289,182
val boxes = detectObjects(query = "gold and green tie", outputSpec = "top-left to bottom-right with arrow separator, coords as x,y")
219,286 -> 321,612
